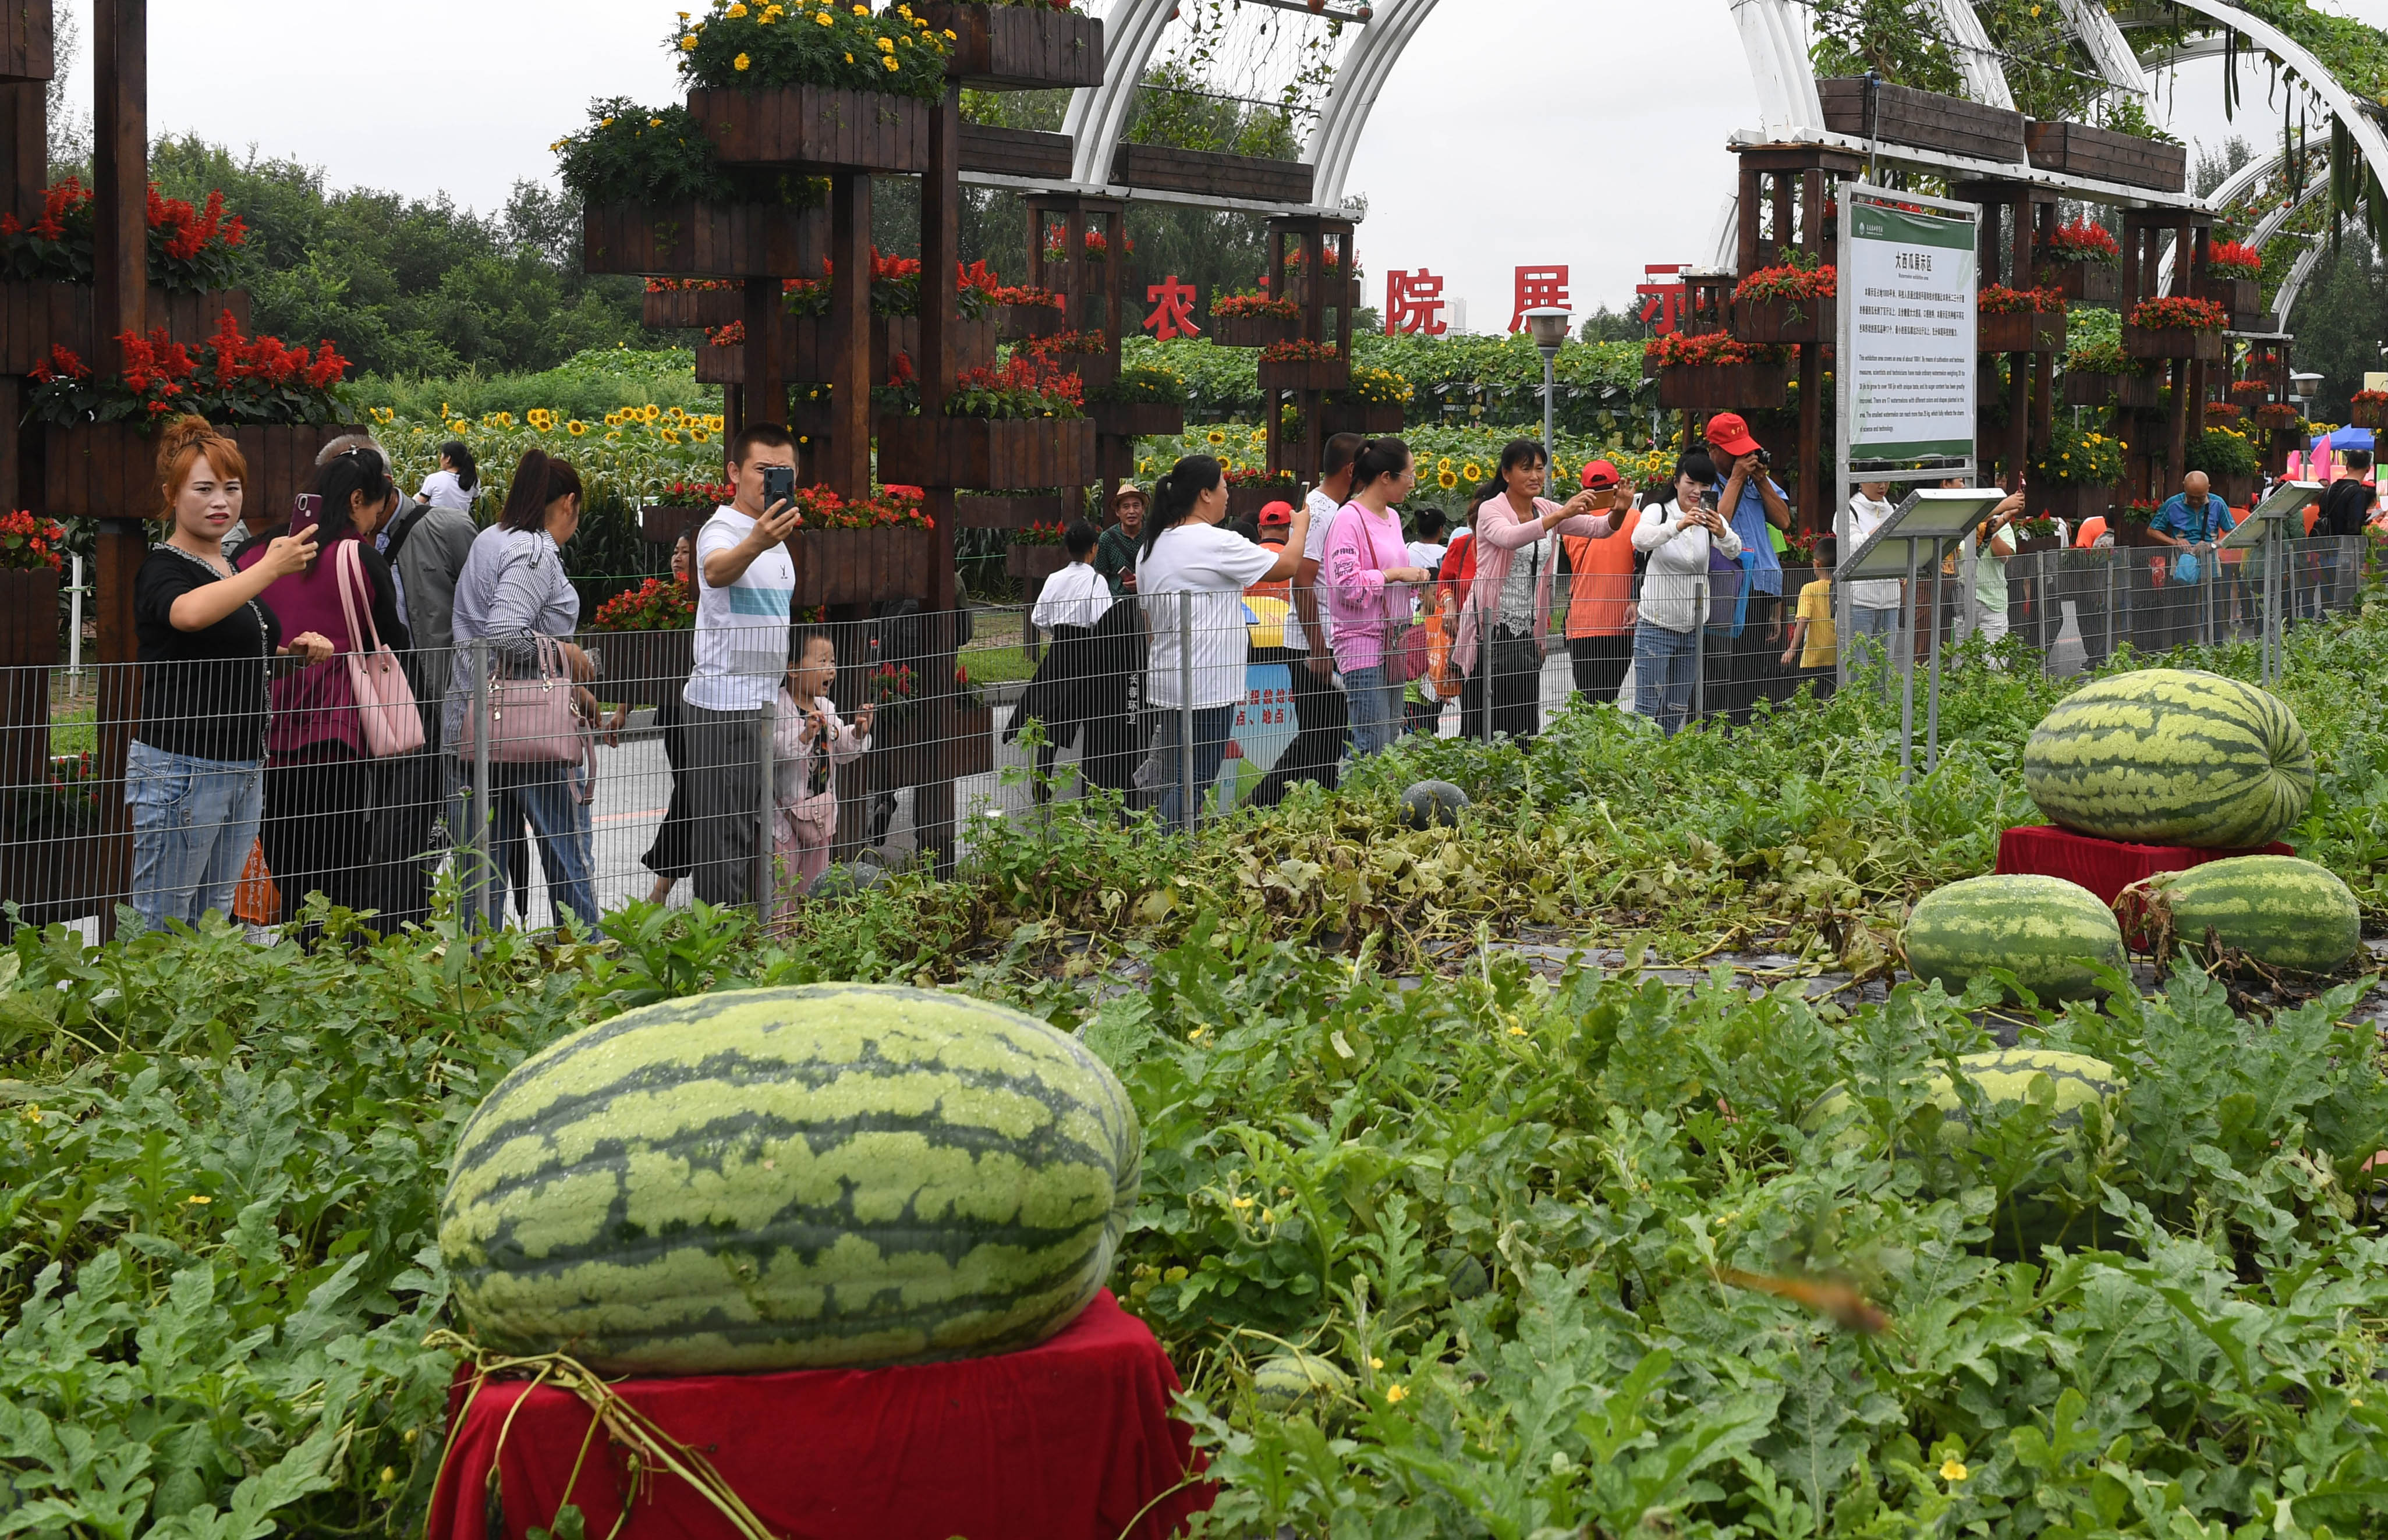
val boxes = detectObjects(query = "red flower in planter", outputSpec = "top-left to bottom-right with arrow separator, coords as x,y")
2044,217 -> 2120,262
0,509 -> 68,572
2127,295 -> 2230,331
2206,240 -> 2263,279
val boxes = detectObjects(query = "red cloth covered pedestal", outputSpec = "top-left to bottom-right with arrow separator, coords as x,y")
1994,824 -> 2295,908
425,1291 -> 1209,1540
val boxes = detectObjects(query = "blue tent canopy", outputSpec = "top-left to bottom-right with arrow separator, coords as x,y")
2310,426 -> 2375,453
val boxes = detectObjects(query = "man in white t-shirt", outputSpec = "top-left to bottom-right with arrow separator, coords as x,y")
1249,431 -> 1363,808
683,424 -> 802,905
1835,481 -> 1905,671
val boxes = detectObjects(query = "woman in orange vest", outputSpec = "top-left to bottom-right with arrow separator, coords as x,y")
1558,460 -> 1641,702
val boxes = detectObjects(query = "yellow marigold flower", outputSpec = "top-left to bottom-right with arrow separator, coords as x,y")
1384,1384 -> 1409,1403
1369,1357 -> 1384,1369
943,27 -> 957,38
681,33 -> 700,49
852,2 -> 869,12
877,35 -> 894,49
845,51 -> 853,61
600,116 -> 615,128
677,8 -> 689,17
883,54 -> 899,69
1940,1459 -> 1968,1483
649,117 -> 664,127
725,1 -> 747,15
734,51 -> 752,70
816,9 -> 834,21
186,1194 -> 211,1205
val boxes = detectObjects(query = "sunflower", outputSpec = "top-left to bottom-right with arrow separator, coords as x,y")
1437,456 -> 1453,473
704,414 -> 725,432
1437,469 -> 1459,490
1249,431 -> 1266,446
567,420 -> 589,437
1207,430 -> 1227,445
1461,462 -> 1484,482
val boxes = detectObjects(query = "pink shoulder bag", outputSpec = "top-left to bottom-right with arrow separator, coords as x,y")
335,541 -> 426,758
1338,505 -> 1427,683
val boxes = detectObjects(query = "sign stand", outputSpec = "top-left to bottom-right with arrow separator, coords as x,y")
1831,182 -> 1983,707
2220,479 -> 2319,684
1843,488 -> 2013,781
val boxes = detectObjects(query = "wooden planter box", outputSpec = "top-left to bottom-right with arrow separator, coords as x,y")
641,285 -> 743,329
2124,324 -> 2226,362
0,569 -> 59,793
1207,311 -> 1299,349
1109,142 -> 1315,204
2263,429 -> 2297,476
584,627 -> 695,710
791,527 -> 931,607
959,123 -> 1075,181
0,283 -> 251,376
1256,357 -> 1352,393
44,422 -> 353,523
1284,274 -> 1363,311
640,503 -> 715,547
2118,372 -> 2164,411
1225,485 -> 1297,521
1005,544 -> 1071,580
998,301 -> 1071,342
1979,307 -> 2065,353
1656,360 -> 1790,411
1734,293 -> 1834,345
1089,400 -> 1185,439
918,2 -> 1104,90
0,838 -> 111,929
1320,402 -> 1404,437
2209,473 -> 2258,509
865,703 -> 993,792
2047,260 -> 2118,306
2351,400 -> 2388,430
2199,274 -> 2261,316
1819,78 -> 2026,163
2023,120 -> 2188,193
2062,372 -> 2123,409
688,84 -> 931,173
875,416 -> 1097,489
2110,521 -> 2163,549
0,0 -> 52,82
696,313 -> 1000,386
956,494 -> 1068,530
2029,484 -> 2112,524
583,201 -> 826,279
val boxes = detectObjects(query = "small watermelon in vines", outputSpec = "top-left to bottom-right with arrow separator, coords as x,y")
1252,1351 -> 1353,1414
2023,668 -> 2313,849
439,985 -> 1141,1375
1903,874 -> 2128,1003
2122,854 -> 2362,974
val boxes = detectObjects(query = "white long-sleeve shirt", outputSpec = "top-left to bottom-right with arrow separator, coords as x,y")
1031,560 -> 1114,631
1631,499 -> 1743,634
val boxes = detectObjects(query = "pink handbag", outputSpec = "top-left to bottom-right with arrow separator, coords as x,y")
453,633 -> 582,765
1338,505 -> 1427,683
335,541 -> 425,758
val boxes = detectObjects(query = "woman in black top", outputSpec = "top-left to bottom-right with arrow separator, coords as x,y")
130,417 -> 333,931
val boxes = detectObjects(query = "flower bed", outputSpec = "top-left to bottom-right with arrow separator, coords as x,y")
1730,258 -> 1835,343
1976,285 -> 2065,353
2352,390 -> 2388,430
2123,296 -> 2228,361
1647,331 -> 1791,411
2028,419 -> 2124,494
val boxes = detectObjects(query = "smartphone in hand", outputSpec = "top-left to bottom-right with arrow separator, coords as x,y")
761,464 -> 797,511
288,492 -> 323,538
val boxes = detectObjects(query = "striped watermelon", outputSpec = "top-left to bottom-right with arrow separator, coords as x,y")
2126,854 -> 2362,974
1253,1351 -> 1352,1412
1904,875 -> 2128,1003
2023,669 -> 2313,849
439,985 -> 1142,1375
1806,1049 -> 2124,1142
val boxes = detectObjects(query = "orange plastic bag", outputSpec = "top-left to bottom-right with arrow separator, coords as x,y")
233,839 -> 279,926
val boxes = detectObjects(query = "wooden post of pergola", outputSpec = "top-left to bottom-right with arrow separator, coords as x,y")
1732,143 -> 1861,531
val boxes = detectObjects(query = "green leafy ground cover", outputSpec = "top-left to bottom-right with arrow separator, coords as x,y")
8,604 -> 2388,1537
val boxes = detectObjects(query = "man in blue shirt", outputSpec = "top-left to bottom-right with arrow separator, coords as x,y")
1703,412 -> 1794,719
2148,471 -> 2234,650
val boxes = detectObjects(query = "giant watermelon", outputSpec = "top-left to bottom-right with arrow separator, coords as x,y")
2125,854 -> 2362,973
440,985 -> 1142,1374
2023,669 -> 2313,849
1904,874 -> 2128,1003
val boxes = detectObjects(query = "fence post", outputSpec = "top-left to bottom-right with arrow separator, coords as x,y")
68,553 -> 83,686
468,637 -> 493,929
1178,590 -> 1195,835
756,696 -> 777,920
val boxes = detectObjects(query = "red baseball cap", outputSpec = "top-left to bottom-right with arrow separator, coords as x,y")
1258,500 -> 1294,527
1580,459 -> 1621,491
1705,412 -> 1762,459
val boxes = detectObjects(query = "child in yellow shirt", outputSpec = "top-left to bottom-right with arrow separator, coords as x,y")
1780,535 -> 1838,676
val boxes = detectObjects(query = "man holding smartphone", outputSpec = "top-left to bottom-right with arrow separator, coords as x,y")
684,424 -> 803,906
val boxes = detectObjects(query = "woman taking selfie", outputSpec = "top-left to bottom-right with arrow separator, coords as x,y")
1630,452 -> 1741,736
1136,454 -> 1299,827
128,417 -> 335,931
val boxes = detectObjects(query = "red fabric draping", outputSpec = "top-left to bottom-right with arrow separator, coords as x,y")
424,1291 -> 1210,1540
1995,824 -> 2295,908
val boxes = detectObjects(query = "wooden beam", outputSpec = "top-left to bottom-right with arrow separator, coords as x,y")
824,171 -> 871,501
922,87 -> 961,617
91,0 -> 146,942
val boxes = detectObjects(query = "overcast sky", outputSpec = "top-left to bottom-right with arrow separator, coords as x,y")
59,0 -> 2388,336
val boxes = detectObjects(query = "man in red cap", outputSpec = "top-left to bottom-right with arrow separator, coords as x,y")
1257,500 -> 1294,546
1558,459 -> 1641,702
1703,412 -> 1793,718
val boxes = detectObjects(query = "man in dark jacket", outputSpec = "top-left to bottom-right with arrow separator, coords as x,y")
2318,449 -> 2375,537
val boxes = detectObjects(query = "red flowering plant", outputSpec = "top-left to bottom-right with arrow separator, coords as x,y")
1978,283 -> 2064,314
0,178 -> 247,290
956,260 -> 1062,320
1043,228 -> 1131,262
2043,217 -> 2120,264
1011,519 -> 1068,547
664,478 -> 737,505
1224,466 -> 1296,488
2230,378 -> 2273,401
1643,331 -> 1788,367
2205,400 -> 2244,423
1731,251 -> 1836,304
2206,240 -> 2263,279
26,311 -> 352,433
588,576 -> 696,631
2354,389 -> 2388,405
2128,295 -> 2230,331
2252,402 -> 2302,429
1210,290 -> 1301,320
646,277 -> 735,293
0,510 -> 66,572
1020,327 -> 1110,357
784,484 -> 934,530
1259,339 -> 1341,363
944,353 -> 1085,419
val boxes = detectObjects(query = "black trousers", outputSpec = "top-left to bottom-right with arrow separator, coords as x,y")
1463,627 -> 1543,741
1700,593 -> 1781,722
261,744 -> 378,927
1248,652 -> 1348,807
642,689 -> 695,882
1567,633 -> 1631,702
684,703 -> 767,907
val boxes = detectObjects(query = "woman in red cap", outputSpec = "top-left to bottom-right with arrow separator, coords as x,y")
1558,459 -> 1641,702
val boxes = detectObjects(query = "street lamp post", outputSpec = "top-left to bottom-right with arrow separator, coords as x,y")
1523,307 -> 1572,461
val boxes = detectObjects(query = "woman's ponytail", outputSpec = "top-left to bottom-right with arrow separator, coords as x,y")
1140,453 -> 1223,560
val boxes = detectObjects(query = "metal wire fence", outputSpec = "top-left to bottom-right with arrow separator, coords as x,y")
3,533 -> 2377,940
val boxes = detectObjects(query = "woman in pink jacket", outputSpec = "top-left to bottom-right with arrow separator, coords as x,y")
1454,440 -> 1622,741
1321,438 -> 1434,757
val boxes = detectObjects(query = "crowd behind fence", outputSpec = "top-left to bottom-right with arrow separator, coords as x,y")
3,533 -> 2378,940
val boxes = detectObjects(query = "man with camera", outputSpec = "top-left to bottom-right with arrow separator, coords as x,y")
683,424 -> 803,906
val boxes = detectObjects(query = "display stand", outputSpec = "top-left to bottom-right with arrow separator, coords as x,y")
1838,488 -> 2009,781
2221,477 -> 2319,684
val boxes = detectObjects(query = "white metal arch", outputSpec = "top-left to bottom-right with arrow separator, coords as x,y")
1062,0 -> 1179,188
2274,236 -> 2326,327
1308,0 -> 1440,210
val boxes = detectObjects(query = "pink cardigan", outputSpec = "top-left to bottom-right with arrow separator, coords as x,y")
1452,495 -> 1618,675
1319,500 -> 1413,673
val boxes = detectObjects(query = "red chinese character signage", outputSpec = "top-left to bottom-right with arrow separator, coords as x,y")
1635,264 -> 1688,334
1508,266 -> 1569,333
1144,276 -> 1202,340
1384,269 -> 1448,336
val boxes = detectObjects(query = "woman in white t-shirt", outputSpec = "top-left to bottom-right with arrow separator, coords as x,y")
1137,454 -> 1300,828
416,439 -> 480,512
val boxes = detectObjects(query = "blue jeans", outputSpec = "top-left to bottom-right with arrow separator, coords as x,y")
1632,623 -> 1701,736
126,740 -> 263,931
456,759 -> 597,930
1153,704 -> 1236,829
1342,666 -> 1404,758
